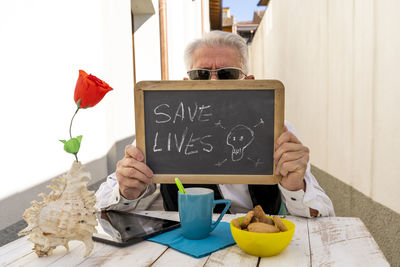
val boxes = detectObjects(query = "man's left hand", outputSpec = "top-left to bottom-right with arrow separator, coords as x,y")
274,126 -> 309,191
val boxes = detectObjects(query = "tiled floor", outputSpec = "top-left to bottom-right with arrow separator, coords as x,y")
0,220 -> 27,247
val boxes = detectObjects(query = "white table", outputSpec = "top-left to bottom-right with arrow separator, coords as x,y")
0,211 -> 389,267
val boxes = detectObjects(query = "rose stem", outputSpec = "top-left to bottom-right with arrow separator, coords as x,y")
69,107 -> 80,161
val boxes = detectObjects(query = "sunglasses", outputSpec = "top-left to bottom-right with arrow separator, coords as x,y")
187,67 -> 247,80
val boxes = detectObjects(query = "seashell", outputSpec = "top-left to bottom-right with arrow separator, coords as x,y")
18,161 -> 98,257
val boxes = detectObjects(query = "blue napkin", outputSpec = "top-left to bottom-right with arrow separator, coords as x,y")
147,222 -> 235,258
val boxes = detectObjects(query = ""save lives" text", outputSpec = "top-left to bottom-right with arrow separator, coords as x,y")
152,102 -> 214,155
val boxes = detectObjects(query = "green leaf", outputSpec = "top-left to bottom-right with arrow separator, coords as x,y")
59,139 -> 67,144
61,136 -> 82,154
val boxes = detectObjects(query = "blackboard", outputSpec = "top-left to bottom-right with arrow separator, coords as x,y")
135,80 -> 284,184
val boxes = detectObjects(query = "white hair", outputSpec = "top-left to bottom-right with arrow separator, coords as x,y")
184,30 -> 249,74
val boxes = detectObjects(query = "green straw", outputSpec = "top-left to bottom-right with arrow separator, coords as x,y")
175,177 -> 186,194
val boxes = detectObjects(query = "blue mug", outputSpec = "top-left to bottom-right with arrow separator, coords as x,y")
178,187 -> 231,240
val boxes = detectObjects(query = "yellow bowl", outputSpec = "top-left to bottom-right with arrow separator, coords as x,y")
230,216 -> 295,257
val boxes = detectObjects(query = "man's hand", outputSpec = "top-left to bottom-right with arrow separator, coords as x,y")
274,126 -> 309,191
116,145 -> 154,200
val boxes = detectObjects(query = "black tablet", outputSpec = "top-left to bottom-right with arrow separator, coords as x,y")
92,210 -> 180,247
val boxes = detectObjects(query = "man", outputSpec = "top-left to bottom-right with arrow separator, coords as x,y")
95,31 -> 335,218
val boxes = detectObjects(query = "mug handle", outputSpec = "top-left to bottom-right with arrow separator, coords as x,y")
210,199 -> 231,232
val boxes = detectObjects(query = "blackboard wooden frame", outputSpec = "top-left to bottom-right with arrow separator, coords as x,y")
134,80 -> 284,184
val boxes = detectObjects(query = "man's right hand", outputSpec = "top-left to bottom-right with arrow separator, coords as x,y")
116,145 -> 154,200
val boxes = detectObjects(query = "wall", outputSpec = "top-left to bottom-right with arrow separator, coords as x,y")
248,0 -> 400,214
167,0 -> 209,80
0,0 -> 134,201
134,0 -> 209,84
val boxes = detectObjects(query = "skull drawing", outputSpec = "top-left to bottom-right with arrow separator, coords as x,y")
226,124 -> 255,161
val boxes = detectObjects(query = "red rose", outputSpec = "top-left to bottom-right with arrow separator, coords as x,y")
74,70 -> 113,108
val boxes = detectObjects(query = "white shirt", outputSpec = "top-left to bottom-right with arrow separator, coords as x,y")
95,121 -> 335,218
